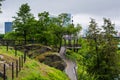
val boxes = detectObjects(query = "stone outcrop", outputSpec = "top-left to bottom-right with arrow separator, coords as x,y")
36,53 -> 66,71
20,44 -> 66,71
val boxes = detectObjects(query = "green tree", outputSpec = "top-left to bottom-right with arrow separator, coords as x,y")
12,3 -> 35,44
86,18 -> 101,77
100,18 -> 120,79
51,13 -> 82,50
36,11 -> 53,45
58,13 -> 70,27
49,17 -> 63,48
86,18 -> 120,80
4,32 -> 17,40
57,13 -> 71,49
65,24 -> 82,36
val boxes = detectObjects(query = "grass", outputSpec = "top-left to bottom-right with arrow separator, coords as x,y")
0,46 -> 69,80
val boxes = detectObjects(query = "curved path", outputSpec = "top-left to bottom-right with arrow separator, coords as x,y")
59,47 -> 77,80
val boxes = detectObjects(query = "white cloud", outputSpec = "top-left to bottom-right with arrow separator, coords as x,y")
73,14 -> 104,28
0,0 -> 120,34
73,14 -> 120,34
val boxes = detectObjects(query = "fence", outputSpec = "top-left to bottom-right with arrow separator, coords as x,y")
1,52 -> 27,80
0,39 -> 39,46
0,40 -> 28,80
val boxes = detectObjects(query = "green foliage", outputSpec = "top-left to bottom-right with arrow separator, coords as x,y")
12,3 -> 35,44
66,49 -> 83,61
65,48 -> 97,80
36,11 -> 53,45
86,18 -> 120,80
0,34 -> 4,39
47,68 -> 69,80
4,3 -> 81,49
58,13 -> 70,26
4,32 -> 16,40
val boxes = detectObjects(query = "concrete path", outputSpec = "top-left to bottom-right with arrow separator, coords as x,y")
59,47 -> 77,80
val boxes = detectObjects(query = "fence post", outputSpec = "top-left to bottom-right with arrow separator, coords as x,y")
3,64 -> 6,80
6,41 -> 8,51
12,62 -> 14,80
24,51 -> 26,63
19,57 -> 21,72
21,55 -> 23,68
15,45 -> 17,56
16,60 -> 18,77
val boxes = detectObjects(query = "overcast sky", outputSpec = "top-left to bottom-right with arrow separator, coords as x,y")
0,0 -> 120,34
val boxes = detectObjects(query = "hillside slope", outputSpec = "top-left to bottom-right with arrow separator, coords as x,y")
0,46 -> 69,80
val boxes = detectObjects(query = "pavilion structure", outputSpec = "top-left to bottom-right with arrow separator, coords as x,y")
62,34 -> 81,52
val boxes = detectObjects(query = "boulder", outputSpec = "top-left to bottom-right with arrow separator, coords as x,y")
28,46 -> 52,58
0,55 -> 4,60
36,53 -> 66,71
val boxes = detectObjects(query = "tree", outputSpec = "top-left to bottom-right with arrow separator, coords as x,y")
4,32 -> 17,40
51,13 -> 82,50
0,0 -> 4,13
86,18 -> 101,77
57,13 -> 71,49
12,3 -> 35,44
36,11 -> 53,45
58,13 -> 70,27
86,18 -> 120,80
100,18 -> 120,79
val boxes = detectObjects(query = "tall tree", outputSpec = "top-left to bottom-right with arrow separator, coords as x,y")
86,18 -> 120,80
57,13 -> 71,49
37,11 -> 52,45
86,18 -> 101,76
12,3 -> 35,44
100,18 -> 120,79
51,13 -> 82,50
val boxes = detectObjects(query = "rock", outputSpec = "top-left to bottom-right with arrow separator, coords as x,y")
5,63 -> 10,68
40,46 -> 51,53
28,46 -> 52,58
0,55 -> 4,60
17,44 -> 66,71
37,54 -> 66,71
0,62 -> 10,69
50,61 -> 67,71
0,61 -> 5,64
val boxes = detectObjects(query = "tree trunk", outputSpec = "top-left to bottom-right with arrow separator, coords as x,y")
24,30 -> 27,45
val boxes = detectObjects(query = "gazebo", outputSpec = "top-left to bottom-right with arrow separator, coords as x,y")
63,34 -> 81,52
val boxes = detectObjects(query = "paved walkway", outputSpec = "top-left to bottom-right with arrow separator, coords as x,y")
59,47 -> 77,80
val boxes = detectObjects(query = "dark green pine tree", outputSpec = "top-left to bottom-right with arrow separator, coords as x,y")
86,18 -> 101,78
100,18 -> 120,80
87,18 -> 120,80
